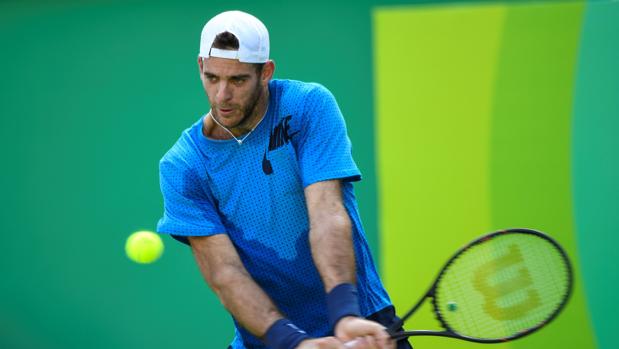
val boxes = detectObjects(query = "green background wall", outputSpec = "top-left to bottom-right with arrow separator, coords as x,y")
1,0 -> 616,348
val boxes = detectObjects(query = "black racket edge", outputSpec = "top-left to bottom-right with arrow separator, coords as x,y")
386,228 -> 574,344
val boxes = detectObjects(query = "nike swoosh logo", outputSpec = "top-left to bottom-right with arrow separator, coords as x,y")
262,150 -> 273,175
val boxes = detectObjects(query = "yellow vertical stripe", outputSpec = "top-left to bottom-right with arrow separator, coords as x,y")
373,4 -> 505,349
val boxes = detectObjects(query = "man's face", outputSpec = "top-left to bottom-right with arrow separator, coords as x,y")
199,56 -> 265,130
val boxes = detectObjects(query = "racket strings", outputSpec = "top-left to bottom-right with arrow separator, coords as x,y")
434,233 -> 570,340
453,242 -> 565,336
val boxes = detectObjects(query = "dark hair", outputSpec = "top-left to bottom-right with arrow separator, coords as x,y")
212,31 -> 240,50
212,31 -> 265,73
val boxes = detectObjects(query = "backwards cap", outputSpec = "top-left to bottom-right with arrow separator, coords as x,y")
199,11 -> 270,63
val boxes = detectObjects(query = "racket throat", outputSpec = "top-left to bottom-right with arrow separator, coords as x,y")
388,287 -> 436,334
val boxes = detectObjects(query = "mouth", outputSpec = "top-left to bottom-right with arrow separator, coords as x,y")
217,107 -> 235,116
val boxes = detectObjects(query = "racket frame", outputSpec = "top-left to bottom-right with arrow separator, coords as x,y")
387,228 -> 574,343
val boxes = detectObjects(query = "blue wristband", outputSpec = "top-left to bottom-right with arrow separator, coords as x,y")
264,319 -> 311,349
326,283 -> 361,329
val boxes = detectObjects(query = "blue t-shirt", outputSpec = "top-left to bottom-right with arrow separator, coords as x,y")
157,79 -> 391,349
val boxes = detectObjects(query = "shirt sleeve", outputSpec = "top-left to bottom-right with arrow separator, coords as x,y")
156,157 -> 226,245
295,84 -> 362,188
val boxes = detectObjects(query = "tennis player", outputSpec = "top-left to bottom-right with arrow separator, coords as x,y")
157,10 -> 411,349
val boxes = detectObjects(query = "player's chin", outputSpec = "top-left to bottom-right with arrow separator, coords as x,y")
214,111 -> 242,126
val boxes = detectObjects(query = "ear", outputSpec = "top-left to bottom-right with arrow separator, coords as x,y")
197,57 -> 207,83
261,60 -> 275,83
197,57 -> 204,74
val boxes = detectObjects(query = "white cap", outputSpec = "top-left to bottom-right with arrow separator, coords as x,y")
199,11 -> 270,63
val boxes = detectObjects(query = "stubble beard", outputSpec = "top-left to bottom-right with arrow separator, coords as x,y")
212,80 -> 264,133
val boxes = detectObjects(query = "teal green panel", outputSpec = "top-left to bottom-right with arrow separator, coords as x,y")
0,0 -> 384,348
0,3 -> 232,348
573,1 -> 619,349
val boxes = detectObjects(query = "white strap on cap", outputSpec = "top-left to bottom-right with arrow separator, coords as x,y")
209,48 -> 240,60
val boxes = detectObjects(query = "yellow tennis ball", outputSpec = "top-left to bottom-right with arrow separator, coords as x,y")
125,230 -> 164,264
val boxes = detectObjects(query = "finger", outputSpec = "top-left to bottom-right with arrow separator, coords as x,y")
375,329 -> 391,349
343,338 -> 359,349
364,335 -> 378,349
358,324 -> 386,349
351,337 -> 369,349
373,325 -> 391,349
380,333 -> 396,349
324,336 -> 347,349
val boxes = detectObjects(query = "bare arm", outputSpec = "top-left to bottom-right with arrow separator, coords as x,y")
305,180 -> 355,292
190,234 -> 354,349
305,180 -> 393,349
189,234 -> 282,337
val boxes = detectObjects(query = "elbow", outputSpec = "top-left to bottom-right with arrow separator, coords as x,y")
310,210 -> 352,239
331,213 -> 352,235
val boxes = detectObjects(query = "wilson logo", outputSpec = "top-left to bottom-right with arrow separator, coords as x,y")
473,244 -> 541,320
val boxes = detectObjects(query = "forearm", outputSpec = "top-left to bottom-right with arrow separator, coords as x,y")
207,264 -> 282,336
305,180 -> 357,292
305,180 -> 365,332
308,209 -> 355,292
189,236 -> 282,337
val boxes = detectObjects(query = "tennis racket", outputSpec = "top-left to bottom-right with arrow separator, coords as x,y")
347,228 -> 573,347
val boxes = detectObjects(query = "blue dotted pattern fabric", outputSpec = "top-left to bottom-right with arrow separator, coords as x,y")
157,79 -> 391,348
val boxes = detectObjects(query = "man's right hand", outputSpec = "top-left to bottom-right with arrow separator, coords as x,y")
296,337 -> 345,349
333,316 -> 394,349
297,334 -> 391,349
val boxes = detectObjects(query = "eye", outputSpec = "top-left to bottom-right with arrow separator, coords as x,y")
231,77 -> 247,86
204,74 -> 218,83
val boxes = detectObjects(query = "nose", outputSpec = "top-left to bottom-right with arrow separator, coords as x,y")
215,81 -> 233,103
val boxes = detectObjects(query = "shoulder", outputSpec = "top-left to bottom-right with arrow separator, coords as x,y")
271,79 -> 334,106
159,119 -> 205,176
270,80 -> 337,130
